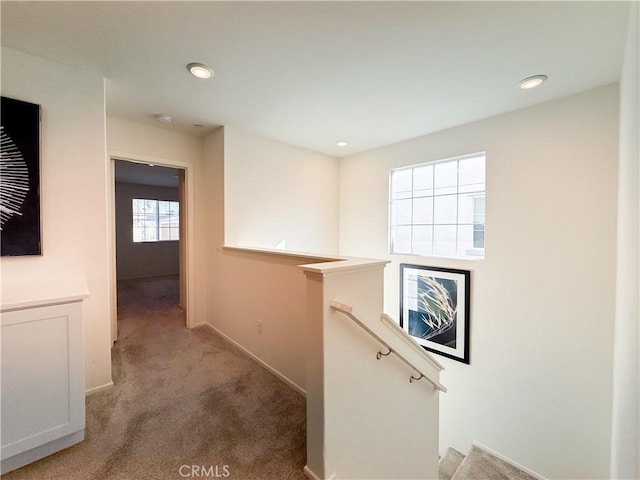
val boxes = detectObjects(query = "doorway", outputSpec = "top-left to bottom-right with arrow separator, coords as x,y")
110,157 -> 191,343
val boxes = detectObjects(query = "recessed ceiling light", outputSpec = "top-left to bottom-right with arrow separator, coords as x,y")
187,63 -> 214,79
519,75 -> 547,90
155,114 -> 172,123
336,140 -> 349,147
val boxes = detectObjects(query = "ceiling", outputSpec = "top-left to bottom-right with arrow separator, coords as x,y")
1,1 -> 631,157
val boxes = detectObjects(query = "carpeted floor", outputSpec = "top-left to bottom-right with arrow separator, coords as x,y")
4,275 -> 307,480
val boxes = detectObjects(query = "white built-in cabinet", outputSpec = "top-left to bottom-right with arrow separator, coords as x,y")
1,281 -> 88,474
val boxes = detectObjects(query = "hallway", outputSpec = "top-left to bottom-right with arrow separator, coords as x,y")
4,276 -> 306,480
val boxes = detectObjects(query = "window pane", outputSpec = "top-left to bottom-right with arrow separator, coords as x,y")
132,204 -> 146,242
412,226 -> 433,255
473,196 -> 485,223
158,201 -> 171,216
391,226 -> 412,254
457,194 -> 475,224
143,199 -> 157,217
133,198 -> 158,243
413,165 -> 433,192
433,225 -> 456,256
389,153 -> 485,259
473,195 -> 485,249
459,182 -> 485,194
473,223 -> 485,248
158,201 -> 180,241
434,161 -> 457,195
459,156 -> 485,186
159,226 -> 171,241
393,190 -> 413,200
391,199 -> 412,225
159,227 -> 180,241
413,197 -> 433,224
140,220 -> 158,242
132,198 -> 179,242
434,195 -> 457,224
457,224 -> 475,255
391,169 -> 412,199
132,199 -> 143,215
132,227 -> 143,242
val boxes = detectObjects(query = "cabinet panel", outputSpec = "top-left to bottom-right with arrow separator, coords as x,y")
1,301 -> 85,462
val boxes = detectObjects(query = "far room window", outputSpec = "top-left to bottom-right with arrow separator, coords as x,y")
132,199 -> 180,242
389,153 -> 485,259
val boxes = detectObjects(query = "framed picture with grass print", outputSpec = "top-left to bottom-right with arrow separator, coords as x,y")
400,264 -> 470,364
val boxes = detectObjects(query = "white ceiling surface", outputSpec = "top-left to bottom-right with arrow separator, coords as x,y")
1,1 -> 631,157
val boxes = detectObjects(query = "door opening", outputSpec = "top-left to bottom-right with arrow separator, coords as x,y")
109,157 -> 190,342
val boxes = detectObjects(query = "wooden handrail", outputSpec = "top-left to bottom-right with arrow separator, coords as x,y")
330,300 -> 447,392
380,314 -> 445,372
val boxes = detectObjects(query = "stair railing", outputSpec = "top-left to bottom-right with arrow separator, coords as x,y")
330,300 -> 447,392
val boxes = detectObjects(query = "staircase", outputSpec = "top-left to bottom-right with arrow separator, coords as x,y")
439,443 -> 546,480
301,258 -> 443,479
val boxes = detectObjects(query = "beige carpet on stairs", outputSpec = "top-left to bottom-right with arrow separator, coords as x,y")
439,447 -> 466,480
3,275 -> 307,480
449,444 -> 542,480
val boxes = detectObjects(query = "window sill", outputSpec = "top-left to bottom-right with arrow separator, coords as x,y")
133,240 -> 180,244
389,250 -> 484,261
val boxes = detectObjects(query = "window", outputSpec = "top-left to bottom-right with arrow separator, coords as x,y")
132,199 -> 180,242
389,153 -> 485,258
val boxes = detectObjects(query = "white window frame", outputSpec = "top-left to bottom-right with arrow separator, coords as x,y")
132,198 -> 180,243
389,152 -> 486,259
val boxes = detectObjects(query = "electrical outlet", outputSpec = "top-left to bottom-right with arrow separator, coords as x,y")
257,320 -> 263,335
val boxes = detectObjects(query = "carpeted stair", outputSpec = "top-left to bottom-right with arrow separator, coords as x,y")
439,443 -> 545,480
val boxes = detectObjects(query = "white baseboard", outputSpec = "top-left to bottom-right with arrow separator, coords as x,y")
194,322 -> 306,397
304,465 -> 336,480
85,381 -> 114,396
304,465 -> 321,480
191,321 -> 211,329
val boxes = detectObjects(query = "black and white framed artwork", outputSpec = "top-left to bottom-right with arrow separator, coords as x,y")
400,264 -> 471,364
1,96 -> 42,256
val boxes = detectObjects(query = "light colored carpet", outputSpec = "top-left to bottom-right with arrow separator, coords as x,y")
439,447 -> 465,480
451,444 -> 540,480
4,275 -> 307,480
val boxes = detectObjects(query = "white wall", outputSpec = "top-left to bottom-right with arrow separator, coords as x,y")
114,182 -> 179,280
201,127 -> 225,328
303,260 -> 440,480
107,121 -> 339,391
207,248 -> 332,392
224,126 -> 339,254
106,118 -> 208,327
338,85 -> 619,479
107,118 -> 203,166
200,127 -> 342,391
611,3 -> 640,478
0,47 -> 112,392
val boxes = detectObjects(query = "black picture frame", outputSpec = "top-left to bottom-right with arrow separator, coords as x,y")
400,263 -> 470,364
1,96 -> 42,256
